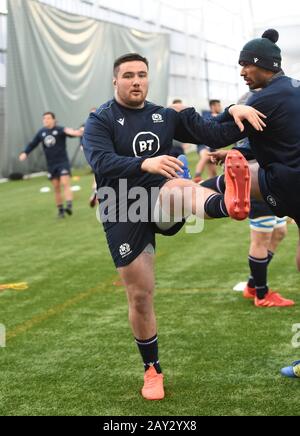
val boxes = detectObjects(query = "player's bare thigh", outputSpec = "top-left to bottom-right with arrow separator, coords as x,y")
158,179 -> 216,220
249,161 -> 264,201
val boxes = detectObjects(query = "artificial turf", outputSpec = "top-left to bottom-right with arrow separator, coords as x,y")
0,160 -> 300,416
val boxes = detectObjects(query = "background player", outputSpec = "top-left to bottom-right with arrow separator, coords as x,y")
19,112 -> 82,218
194,99 -> 222,183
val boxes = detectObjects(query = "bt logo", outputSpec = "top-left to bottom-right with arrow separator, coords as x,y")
133,132 -> 160,157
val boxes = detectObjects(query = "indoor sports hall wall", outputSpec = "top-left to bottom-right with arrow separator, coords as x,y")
1,0 -> 169,177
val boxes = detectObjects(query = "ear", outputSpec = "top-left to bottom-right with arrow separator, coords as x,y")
113,78 -> 117,87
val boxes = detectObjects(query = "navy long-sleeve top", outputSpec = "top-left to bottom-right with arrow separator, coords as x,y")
82,99 -> 247,194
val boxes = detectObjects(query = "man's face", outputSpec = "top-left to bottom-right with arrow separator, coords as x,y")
114,61 -> 149,108
210,103 -> 222,115
240,63 -> 274,90
43,115 -> 56,129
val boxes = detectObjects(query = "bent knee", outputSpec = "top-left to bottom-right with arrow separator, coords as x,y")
127,287 -> 154,314
273,226 -> 288,242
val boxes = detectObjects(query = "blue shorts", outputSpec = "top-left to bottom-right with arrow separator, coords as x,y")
104,220 -> 185,268
249,199 -> 274,220
48,162 -> 71,180
259,164 -> 300,228
101,179 -> 186,268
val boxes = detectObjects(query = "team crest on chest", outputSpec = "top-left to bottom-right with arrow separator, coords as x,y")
44,135 -> 56,148
152,114 -> 164,124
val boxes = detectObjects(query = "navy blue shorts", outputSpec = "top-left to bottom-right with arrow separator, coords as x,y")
48,162 -> 71,180
259,164 -> 300,228
101,178 -> 186,268
249,199 -> 274,220
104,220 -> 185,268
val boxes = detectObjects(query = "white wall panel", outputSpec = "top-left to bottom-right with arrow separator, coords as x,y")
1,0 -> 256,106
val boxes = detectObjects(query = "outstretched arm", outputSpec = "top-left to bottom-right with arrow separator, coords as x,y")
174,105 -> 266,148
64,127 -> 83,138
19,132 -> 41,161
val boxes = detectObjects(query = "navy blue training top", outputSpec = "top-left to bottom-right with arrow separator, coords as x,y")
24,126 -> 70,166
246,75 -> 300,169
82,99 -> 246,194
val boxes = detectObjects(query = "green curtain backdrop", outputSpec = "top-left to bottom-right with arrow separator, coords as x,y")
1,0 -> 170,177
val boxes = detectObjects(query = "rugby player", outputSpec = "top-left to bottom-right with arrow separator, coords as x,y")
19,112 -> 82,218
82,53 -> 265,401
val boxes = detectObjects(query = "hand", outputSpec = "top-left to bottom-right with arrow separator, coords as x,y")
141,155 -> 184,179
170,103 -> 188,113
64,128 -> 83,137
19,153 -> 27,162
229,105 -> 267,132
208,150 -> 229,165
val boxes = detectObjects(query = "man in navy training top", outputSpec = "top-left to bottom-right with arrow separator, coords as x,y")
197,29 -> 300,270
19,112 -> 83,218
205,90 -> 293,308
189,29 -> 300,378
83,53 -> 266,401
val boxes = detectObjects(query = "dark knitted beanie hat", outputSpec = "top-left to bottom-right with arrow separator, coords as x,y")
239,29 -> 282,72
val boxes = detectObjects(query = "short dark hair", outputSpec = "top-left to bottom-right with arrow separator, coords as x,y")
172,99 -> 183,104
43,112 -> 56,119
209,100 -> 221,107
113,53 -> 149,77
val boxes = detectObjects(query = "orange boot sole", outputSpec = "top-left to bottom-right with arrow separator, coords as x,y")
225,150 -> 251,221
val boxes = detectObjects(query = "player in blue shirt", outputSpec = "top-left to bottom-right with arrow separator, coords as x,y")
192,29 -> 300,272
19,112 -> 83,218
82,53 -> 265,401
188,29 -> 300,377
205,90 -> 293,308
237,30 -> 300,262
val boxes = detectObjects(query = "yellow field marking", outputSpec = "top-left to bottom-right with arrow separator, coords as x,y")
0,282 -> 29,292
6,251 -> 167,342
6,280 -> 117,342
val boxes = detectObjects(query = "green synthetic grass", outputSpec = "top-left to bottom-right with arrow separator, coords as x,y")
0,159 -> 300,416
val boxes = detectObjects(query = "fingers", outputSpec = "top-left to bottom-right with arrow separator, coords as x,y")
245,109 -> 266,131
161,165 -> 179,179
159,156 -> 185,178
145,155 -> 184,178
252,112 -> 266,130
257,115 -> 267,128
254,109 -> 267,119
237,113 -> 264,132
163,157 -> 184,173
249,114 -> 264,131
167,156 -> 184,167
232,106 -> 267,132
160,169 -> 175,179
234,116 -> 245,132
